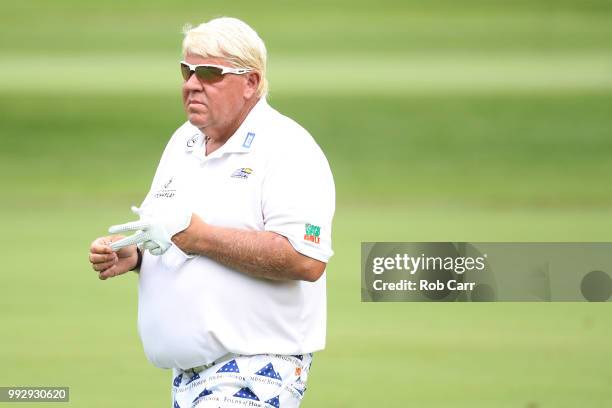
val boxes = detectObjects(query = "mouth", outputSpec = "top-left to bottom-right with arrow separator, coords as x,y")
188,100 -> 204,105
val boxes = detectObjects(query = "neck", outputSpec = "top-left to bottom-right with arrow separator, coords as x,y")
203,97 -> 260,154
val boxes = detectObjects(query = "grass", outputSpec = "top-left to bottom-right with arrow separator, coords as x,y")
2,92 -> 612,208
3,52 -> 612,94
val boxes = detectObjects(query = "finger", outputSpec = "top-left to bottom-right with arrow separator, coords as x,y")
110,231 -> 152,252
92,259 -> 116,272
108,220 -> 150,234
89,252 -> 118,264
110,231 -> 152,251
99,264 -> 119,280
90,238 -> 114,255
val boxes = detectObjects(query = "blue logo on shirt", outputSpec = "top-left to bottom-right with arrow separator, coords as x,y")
266,395 -> 280,407
255,362 -> 282,381
173,373 -> 182,387
233,387 -> 259,401
186,372 -> 200,385
217,359 -> 240,373
243,132 -> 255,148
192,388 -> 213,404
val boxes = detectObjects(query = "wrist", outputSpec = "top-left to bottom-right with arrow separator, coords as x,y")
131,247 -> 143,272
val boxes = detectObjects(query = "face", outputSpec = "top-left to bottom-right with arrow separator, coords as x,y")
181,53 -> 259,133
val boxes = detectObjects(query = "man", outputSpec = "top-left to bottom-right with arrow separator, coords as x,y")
88,17 -> 335,408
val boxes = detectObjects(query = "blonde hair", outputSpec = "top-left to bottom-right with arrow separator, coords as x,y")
182,17 -> 268,97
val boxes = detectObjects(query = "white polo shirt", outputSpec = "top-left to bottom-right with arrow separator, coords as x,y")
137,98 -> 335,370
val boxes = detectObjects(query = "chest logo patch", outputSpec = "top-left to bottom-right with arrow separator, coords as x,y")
231,167 -> 254,179
154,177 -> 176,198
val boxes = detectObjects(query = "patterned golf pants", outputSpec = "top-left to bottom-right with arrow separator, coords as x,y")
171,353 -> 313,408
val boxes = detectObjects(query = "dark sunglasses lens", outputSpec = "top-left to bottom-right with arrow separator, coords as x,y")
180,63 -> 192,81
195,66 -> 224,82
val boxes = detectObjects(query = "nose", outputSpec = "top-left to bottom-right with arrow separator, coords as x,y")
183,71 -> 203,91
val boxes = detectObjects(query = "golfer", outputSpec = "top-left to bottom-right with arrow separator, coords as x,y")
88,17 -> 335,408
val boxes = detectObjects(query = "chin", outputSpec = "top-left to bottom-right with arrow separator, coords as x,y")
187,115 -> 207,129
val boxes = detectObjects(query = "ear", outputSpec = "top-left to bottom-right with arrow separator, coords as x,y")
243,71 -> 261,99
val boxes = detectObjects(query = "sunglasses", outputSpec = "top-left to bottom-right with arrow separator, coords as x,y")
180,61 -> 252,83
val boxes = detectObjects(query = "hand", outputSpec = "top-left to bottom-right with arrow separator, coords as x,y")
108,205 -> 192,255
89,236 -> 139,280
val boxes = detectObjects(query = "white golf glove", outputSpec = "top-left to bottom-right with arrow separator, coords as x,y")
108,204 -> 192,255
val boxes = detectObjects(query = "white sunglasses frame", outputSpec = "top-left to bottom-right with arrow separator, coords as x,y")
180,61 -> 253,81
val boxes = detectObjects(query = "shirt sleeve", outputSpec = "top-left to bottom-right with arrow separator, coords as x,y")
261,137 -> 335,263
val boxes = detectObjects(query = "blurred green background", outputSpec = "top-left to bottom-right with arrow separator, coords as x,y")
1,0 -> 612,407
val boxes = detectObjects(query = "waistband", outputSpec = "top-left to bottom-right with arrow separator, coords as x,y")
179,353 -> 237,376
179,353 -> 311,376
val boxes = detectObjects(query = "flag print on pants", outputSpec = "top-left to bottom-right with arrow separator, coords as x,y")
171,353 -> 313,408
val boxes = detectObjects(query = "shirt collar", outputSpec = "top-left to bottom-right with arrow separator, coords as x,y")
186,97 -> 269,160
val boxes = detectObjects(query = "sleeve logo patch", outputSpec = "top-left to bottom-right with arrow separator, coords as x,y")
304,223 -> 321,244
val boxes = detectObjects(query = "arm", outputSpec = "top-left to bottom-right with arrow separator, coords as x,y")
171,214 -> 326,282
